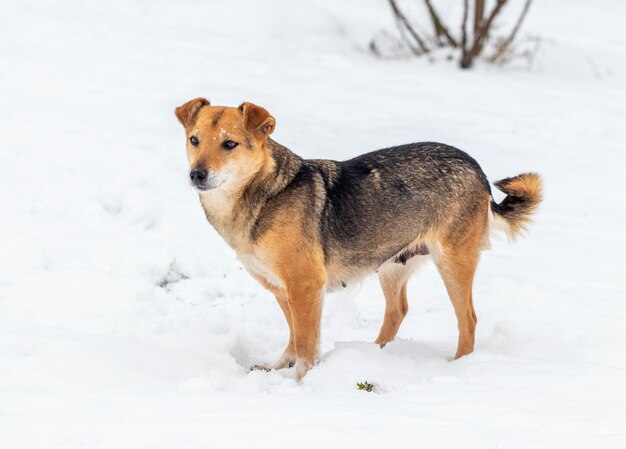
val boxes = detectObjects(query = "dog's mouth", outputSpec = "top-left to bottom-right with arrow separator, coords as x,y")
190,177 -> 226,192
191,182 -> 216,192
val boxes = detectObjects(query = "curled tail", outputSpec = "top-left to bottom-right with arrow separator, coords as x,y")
490,172 -> 543,239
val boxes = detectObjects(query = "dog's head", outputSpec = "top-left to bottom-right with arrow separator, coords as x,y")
175,98 -> 275,192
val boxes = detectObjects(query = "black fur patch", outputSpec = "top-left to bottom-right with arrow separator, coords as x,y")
211,108 -> 225,127
394,244 -> 429,265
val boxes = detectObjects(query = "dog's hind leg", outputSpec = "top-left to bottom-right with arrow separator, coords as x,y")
434,225 -> 484,359
375,255 -> 426,348
375,275 -> 408,348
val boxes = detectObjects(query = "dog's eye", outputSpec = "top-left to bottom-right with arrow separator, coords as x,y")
189,136 -> 199,147
222,140 -> 239,151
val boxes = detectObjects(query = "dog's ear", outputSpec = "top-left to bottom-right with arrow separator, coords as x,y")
175,97 -> 209,128
239,102 -> 275,137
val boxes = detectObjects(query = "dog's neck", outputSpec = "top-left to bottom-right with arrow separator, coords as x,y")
198,138 -> 302,252
257,138 -> 303,197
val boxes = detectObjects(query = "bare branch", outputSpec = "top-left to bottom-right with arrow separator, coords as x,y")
506,0 -> 533,45
488,0 -> 533,63
474,0 -> 508,53
474,0 -> 485,35
423,0 -> 458,48
388,0 -> 429,55
460,0 -> 470,67
462,0 -> 508,68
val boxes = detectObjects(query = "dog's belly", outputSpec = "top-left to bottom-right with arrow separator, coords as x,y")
324,242 -> 433,292
238,243 -> 433,294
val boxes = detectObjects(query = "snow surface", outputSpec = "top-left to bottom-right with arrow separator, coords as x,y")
1,0 -> 626,447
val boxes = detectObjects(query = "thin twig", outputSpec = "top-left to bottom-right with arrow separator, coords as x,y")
488,0 -> 533,63
423,0 -> 458,48
388,0 -> 429,55
460,0 -> 470,67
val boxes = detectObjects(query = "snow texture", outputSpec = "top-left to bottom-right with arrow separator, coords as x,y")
1,0 -> 625,448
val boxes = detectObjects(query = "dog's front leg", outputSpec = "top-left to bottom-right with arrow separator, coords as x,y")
286,280 -> 324,382
245,272 -> 297,371
255,223 -> 327,381
267,290 -> 297,370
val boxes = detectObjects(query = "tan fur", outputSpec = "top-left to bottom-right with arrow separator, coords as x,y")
255,210 -> 327,379
434,210 -> 487,359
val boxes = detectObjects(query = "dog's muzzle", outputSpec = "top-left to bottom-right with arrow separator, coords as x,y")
189,167 -> 228,191
190,167 -> 207,185
190,168 -> 212,191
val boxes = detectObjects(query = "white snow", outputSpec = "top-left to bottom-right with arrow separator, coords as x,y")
1,0 -> 626,447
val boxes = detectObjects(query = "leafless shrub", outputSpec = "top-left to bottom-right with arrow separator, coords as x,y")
375,0 -> 535,69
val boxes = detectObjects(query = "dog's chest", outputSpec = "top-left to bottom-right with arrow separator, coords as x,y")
199,192 -> 284,288
199,192 -> 249,249
200,191 -> 233,226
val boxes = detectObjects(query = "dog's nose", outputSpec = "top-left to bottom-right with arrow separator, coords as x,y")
190,168 -> 208,185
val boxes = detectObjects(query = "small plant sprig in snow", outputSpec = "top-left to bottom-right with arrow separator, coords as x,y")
356,381 -> 377,393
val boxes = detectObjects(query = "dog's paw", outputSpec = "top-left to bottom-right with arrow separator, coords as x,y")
272,351 -> 297,370
249,351 -> 296,372
249,364 -> 272,372
294,359 -> 314,383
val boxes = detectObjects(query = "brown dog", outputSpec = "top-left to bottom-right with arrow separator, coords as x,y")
175,98 -> 543,381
